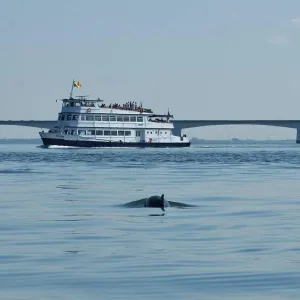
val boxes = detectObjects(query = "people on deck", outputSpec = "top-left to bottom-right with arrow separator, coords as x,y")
99,101 -> 146,112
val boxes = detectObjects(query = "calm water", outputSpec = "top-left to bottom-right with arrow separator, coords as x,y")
0,140 -> 300,299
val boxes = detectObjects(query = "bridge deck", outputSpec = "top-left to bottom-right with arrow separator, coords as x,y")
1,119 -> 300,129
173,120 -> 300,129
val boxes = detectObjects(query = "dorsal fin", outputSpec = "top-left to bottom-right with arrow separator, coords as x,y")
161,194 -> 164,201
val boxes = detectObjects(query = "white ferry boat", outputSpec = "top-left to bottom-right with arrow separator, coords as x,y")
39,81 -> 190,148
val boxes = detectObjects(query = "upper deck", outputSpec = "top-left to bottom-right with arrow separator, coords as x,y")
60,96 -> 153,115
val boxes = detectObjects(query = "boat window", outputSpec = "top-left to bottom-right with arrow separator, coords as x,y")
111,130 -> 117,136
123,116 -> 129,122
118,130 -> 124,136
70,102 -> 75,107
86,115 -> 93,121
137,117 -> 143,122
61,115 -> 65,120
110,116 -> 116,122
130,116 -> 136,122
71,130 -> 76,135
67,115 -> 72,121
81,115 -> 85,120
87,130 -> 95,135
64,130 -> 68,134
117,116 -> 123,122
136,131 -> 141,137
78,130 -> 86,135
96,130 -> 103,135
104,130 -> 110,136
72,115 -> 78,120
95,115 -> 101,121
125,131 -> 131,136
102,116 -> 109,121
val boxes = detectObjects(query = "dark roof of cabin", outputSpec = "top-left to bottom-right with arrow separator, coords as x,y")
60,97 -> 103,102
148,114 -> 173,118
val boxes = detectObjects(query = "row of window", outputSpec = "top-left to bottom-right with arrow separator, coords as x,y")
62,129 -> 135,136
53,128 -> 170,136
146,131 -> 169,135
63,101 -> 96,107
59,114 -> 144,123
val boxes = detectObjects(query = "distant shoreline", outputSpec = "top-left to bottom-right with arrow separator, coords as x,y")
189,138 -> 295,144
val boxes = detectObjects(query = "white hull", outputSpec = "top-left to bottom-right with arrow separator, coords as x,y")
39,132 -> 191,148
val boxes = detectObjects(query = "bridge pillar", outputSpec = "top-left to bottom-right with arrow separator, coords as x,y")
297,129 -> 300,144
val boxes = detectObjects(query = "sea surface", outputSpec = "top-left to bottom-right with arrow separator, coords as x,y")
0,140 -> 300,299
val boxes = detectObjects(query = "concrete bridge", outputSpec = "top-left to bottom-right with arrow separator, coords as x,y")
173,120 -> 300,143
0,120 -> 56,129
1,119 -> 300,143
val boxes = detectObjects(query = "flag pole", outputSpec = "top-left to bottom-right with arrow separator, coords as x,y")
69,78 -> 74,99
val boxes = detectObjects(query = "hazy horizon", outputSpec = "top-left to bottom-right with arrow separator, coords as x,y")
1,0 -> 300,140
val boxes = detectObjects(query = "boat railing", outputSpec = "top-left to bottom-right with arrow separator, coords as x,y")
98,103 -> 153,113
147,114 -> 173,123
60,98 -> 153,113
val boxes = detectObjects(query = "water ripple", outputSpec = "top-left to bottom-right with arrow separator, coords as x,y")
1,142 -> 300,299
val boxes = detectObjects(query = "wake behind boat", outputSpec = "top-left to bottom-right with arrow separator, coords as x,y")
39,80 -> 191,148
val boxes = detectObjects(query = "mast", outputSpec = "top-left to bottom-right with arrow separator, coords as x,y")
69,78 -> 75,99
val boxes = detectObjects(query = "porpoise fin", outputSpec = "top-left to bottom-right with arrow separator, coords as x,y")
161,194 -> 164,201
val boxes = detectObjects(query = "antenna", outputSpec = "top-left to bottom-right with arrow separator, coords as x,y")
69,78 -> 74,98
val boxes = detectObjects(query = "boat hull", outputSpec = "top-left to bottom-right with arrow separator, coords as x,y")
41,137 -> 191,148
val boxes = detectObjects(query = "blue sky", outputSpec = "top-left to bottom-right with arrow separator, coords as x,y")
1,0 -> 300,139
